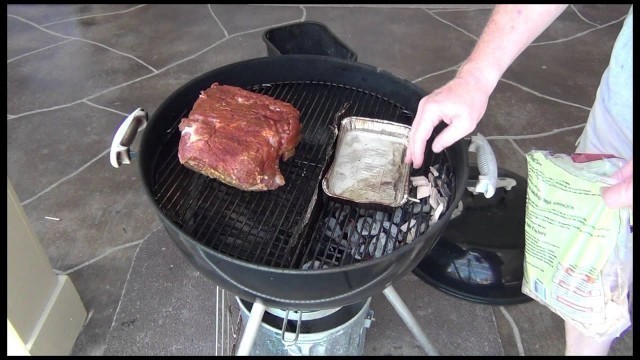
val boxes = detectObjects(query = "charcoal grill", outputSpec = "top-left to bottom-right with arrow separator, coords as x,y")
111,54 -> 469,355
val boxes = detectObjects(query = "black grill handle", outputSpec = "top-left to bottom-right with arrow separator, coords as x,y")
110,108 -> 148,168
262,21 -> 359,62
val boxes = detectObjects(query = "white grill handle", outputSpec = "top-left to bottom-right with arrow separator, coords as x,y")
110,108 -> 148,168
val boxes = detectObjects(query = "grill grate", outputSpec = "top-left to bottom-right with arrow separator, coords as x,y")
291,154 -> 453,270
151,81 -> 454,269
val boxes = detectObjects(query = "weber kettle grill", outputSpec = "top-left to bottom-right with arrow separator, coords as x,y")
110,21 -> 529,356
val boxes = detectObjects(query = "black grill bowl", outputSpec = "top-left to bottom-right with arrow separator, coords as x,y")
139,55 -> 468,310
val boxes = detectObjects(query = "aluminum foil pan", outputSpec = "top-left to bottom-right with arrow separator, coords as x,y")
322,116 -> 411,207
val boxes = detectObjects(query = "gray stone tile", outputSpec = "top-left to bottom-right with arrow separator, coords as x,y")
413,67 -> 457,94
427,8 -> 491,40
503,20 -> 625,108
209,4 -> 304,35
304,6 -> 478,81
495,302 -> 634,356
7,4 -> 139,25
364,273 -> 504,356
7,102 -> 127,202
498,300 -> 566,355
104,229 -> 223,356
491,306 -> 522,356
69,243 -> 140,356
513,126 -> 585,157
535,7 -> 598,42
46,5 -> 227,70
417,6 -> 624,115
431,7 -> 595,43
414,68 -> 587,152
573,4 -> 633,25
7,16 -> 67,60
486,139 -> 528,178
414,68 -> 504,136
21,151 -> 161,271
610,327 -> 633,356
481,80 -> 590,137
7,40 -> 153,115
424,5 -> 494,10
88,31 -> 268,115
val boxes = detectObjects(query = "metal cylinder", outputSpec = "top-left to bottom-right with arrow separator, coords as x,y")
237,297 -> 373,356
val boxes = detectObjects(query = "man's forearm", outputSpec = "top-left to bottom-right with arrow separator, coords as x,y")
457,4 -> 568,94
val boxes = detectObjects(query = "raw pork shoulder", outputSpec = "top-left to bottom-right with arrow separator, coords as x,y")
178,83 -> 302,191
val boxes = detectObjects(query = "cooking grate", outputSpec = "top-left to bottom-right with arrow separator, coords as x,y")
151,81 -> 454,269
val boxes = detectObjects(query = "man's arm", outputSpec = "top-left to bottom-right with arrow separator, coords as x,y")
458,5 -> 568,95
406,5 -> 568,167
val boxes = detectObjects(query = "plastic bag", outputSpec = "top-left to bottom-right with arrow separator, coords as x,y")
522,151 -> 633,340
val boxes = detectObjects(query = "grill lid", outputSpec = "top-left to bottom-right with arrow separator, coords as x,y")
412,165 -> 531,305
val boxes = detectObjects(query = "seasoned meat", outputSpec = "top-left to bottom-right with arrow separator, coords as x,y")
178,83 -> 302,191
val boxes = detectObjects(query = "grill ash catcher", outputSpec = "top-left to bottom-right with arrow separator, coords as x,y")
105,21 -> 540,356
413,134 -> 531,306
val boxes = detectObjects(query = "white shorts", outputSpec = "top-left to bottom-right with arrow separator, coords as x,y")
575,86 -> 633,161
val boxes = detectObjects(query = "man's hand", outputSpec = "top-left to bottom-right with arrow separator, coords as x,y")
404,5 -> 568,170
601,159 -> 633,209
405,72 -> 492,168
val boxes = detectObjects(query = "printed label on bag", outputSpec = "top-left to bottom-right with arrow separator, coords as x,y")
522,151 -> 622,326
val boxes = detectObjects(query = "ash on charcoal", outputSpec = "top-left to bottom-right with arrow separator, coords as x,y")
324,217 -> 342,240
351,244 -> 367,260
382,221 -> 400,240
357,217 -> 382,236
315,159 -> 453,264
369,233 -> 394,258
302,260 -> 329,270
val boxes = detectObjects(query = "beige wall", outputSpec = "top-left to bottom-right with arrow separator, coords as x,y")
7,179 -> 87,355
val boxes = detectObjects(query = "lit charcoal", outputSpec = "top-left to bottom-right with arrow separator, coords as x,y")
374,211 -> 386,221
406,227 -> 416,244
429,191 -> 440,209
382,221 -> 400,240
406,214 -> 429,243
429,166 -> 439,177
436,189 -> 450,212
351,244 -> 367,260
369,233 -> 393,258
411,202 -> 431,214
400,218 -> 416,232
357,217 -> 381,236
324,217 -> 342,240
344,221 -> 362,248
302,261 -> 329,270
334,205 -> 352,223
428,172 -> 435,184
440,179 -> 452,199
430,203 -> 444,225
393,208 -> 403,224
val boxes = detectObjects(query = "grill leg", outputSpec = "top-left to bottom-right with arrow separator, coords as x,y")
383,285 -> 439,356
236,299 -> 266,356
